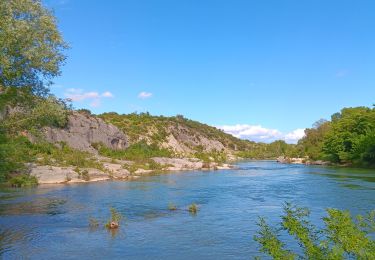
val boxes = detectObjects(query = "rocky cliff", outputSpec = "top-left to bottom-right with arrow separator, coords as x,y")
42,111 -> 128,153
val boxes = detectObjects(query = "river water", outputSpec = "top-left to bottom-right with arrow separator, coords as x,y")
1,161 -> 374,259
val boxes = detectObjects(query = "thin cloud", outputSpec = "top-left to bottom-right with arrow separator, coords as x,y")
64,88 -> 114,107
102,91 -> 114,98
138,91 -> 153,99
218,124 -> 305,144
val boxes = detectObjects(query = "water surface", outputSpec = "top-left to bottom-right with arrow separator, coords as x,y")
1,161 -> 375,259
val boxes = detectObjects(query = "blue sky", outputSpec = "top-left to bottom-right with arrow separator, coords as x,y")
45,0 -> 375,143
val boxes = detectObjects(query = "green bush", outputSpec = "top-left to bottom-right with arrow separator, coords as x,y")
9,174 -> 38,187
0,131 -> 104,184
254,203 -> 375,259
95,141 -> 172,161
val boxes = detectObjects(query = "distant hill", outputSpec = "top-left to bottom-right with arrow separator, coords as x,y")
98,112 -> 256,159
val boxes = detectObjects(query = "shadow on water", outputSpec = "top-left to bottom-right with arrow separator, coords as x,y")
308,167 -> 375,183
0,197 -> 67,216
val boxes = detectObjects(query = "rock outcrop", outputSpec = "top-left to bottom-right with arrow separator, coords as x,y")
152,157 -> 233,171
30,164 -> 130,184
277,156 -> 330,166
42,112 -> 128,153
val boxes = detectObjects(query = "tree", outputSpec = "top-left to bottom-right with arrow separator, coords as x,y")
0,0 -> 68,96
297,120 -> 331,160
323,107 -> 375,164
254,203 -> 375,259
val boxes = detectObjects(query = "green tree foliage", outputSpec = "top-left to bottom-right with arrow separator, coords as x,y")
3,96 -> 68,132
298,106 -> 375,167
237,140 -> 299,159
0,0 -> 67,96
254,203 -> 375,259
298,119 -> 331,160
323,107 -> 375,165
0,0 -> 71,183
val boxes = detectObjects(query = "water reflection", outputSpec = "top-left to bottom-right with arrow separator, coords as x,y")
0,197 -> 67,216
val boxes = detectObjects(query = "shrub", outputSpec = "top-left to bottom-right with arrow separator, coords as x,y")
254,203 -> 375,259
9,174 -> 38,187
94,141 -> 172,161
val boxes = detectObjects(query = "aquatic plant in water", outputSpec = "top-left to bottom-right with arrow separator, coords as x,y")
188,203 -> 198,214
105,207 -> 123,229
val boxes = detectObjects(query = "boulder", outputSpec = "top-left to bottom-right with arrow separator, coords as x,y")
42,112 -> 128,153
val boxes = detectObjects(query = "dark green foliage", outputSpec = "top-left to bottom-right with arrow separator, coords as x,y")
0,132 -> 34,181
254,203 -> 375,259
0,0 -> 67,95
9,174 -> 38,187
0,133 -> 103,184
298,106 -> 375,167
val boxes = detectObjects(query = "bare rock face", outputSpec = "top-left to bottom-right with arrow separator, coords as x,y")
42,112 -> 128,153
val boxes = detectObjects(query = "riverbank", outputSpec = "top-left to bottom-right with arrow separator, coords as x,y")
276,156 -> 331,166
30,157 -> 234,184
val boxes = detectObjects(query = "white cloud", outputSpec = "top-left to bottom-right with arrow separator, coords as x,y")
64,89 -> 114,107
138,91 -> 153,99
217,124 -> 305,144
102,91 -> 114,98
284,128 -> 306,143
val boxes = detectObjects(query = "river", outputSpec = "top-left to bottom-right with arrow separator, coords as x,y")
1,161 -> 374,259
